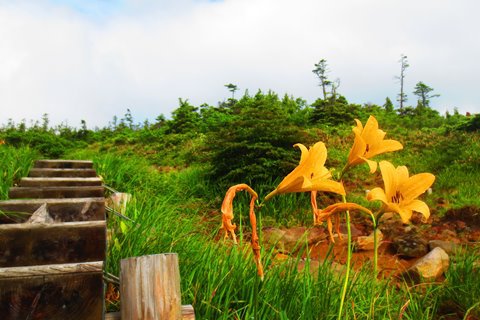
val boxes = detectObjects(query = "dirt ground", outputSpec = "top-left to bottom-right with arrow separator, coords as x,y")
267,205 -> 480,279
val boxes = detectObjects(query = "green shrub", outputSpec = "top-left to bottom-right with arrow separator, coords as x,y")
205,91 -> 309,187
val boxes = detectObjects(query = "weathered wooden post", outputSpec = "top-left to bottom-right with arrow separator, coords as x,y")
120,253 -> 188,320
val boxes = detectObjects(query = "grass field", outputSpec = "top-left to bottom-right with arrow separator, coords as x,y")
1,127 -> 480,319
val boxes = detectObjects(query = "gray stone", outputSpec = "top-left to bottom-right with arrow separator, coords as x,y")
393,231 -> 429,258
262,226 -> 327,253
407,247 -> 450,280
355,230 -> 383,251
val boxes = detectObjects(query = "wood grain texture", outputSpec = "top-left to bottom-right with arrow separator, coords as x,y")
121,254 -> 182,320
34,160 -> 94,169
105,305 -> 195,320
0,221 -> 106,268
19,177 -> 103,187
0,268 -> 103,320
28,168 -> 97,178
0,261 -> 103,278
8,186 -> 104,199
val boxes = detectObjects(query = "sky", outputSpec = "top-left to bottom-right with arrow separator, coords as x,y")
1,0 -> 479,128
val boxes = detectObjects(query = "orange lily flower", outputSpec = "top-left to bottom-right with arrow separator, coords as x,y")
347,115 -> 403,173
315,202 -> 373,242
265,142 -> 345,201
367,161 -> 435,223
221,184 -> 264,280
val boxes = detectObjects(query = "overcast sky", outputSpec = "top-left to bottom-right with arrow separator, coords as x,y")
1,0 -> 478,128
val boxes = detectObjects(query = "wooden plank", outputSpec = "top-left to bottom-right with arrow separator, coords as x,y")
0,261 -> 103,278
105,305 -> 195,320
0,198 -> 105,223
28,168 -> 97,178
19,177 -> 103,187
105,312 -> 122,320
8,186 -> 104,199
0,221 -> 106,268
0,263 -> 103,320
181,305 -> 195,320
34,160 -> 94,169
121,254 -> 182,320
0,202 -> 41,224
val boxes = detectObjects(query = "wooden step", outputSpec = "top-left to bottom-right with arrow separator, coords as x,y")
29,168 -> 97,178
34,160 -> 94,169
1,158 -> 107,319
0,198 -> 105,224
19,177 -> 103,187
8,186 -> 104,199
0,262 -> 103,320
0,221 -> 106,268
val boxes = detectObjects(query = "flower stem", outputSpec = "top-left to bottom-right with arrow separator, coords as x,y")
338,195 -> 352,320
373,219 -> 378,277
373,211 -> 384,278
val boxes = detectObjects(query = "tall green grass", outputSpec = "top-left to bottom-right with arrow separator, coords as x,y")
0,146 -> 37,199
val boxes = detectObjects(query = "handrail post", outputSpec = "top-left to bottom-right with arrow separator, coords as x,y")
120,253 -> 182,320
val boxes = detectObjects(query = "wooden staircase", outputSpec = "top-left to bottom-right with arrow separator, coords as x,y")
0,160 -> 106,320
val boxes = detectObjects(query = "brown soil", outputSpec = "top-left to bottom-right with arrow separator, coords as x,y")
268,205 -> 480,279
307,241 -> 418,278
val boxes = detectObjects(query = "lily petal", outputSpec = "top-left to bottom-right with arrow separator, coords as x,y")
370,139 -> 403,158
379,161 -> 398,200
361,116 -> 380,142
400,173 -> 436,201
352,119 -> 363,135
347,133 -> 367,166
294,143 -> 309,165
397,207 -> 413,224
367,187 -> 388,204
316,202 -> 373,241
360,156 -> 378,173
308,178 -> 346,195
396,165 -> 410,186
404,199 -> 430,221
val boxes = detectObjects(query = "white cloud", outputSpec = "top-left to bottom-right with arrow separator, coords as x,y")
1,0 -> 479,127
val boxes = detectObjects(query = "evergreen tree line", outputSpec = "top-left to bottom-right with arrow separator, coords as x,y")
1,89 -> 477,186
1,55 -> 479,187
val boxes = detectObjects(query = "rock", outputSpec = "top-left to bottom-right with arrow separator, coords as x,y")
262,227 -> 286,248
406,247 -> 450,280
392,228 -> 429,258
297,259 -> 346,278
378,218 -> 404,240
262,226 -> 327,253
355,230 -> 383,251
339,223 -> 364,237
428,240 -> 459,255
